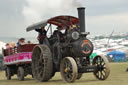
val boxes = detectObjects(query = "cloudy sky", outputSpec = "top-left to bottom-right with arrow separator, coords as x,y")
0,0 -> 128,38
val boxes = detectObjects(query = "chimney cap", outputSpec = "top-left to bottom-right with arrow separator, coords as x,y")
77,7 -> 85,9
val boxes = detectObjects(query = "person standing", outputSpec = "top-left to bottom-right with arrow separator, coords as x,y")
35,26 -> 47,44
16,38 -> 26,47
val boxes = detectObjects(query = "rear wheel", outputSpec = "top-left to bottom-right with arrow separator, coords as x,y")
60,57 -> 78,83
17,67 -> 24,81
32,45 -> 53,82
92,55 -> 110,80
6,67 -> 11,80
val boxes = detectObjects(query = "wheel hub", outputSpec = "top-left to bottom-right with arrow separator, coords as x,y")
97,65 -> 104,71
65,67 -> 70,72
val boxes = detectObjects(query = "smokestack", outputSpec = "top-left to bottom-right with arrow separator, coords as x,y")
77,7 -> 86,34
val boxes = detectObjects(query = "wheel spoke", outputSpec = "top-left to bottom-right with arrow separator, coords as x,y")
101,71 -> 105,77
64,60 -> 68,67
99,57 -> 102,65
100,71 -> 105,79
68,74 -> 73,80
102,63 -> 105,66
39,69 -> 43,76
103,68 -> 106,71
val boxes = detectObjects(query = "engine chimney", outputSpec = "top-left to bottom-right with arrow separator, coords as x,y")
77,7 -> 87,34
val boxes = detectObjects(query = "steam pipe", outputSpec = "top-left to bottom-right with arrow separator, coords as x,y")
77,7 -> 86,34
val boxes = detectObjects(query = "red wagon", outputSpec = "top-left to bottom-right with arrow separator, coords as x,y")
3,44 -> 36,80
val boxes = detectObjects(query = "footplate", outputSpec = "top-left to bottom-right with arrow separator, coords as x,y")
78,65 -> 98,73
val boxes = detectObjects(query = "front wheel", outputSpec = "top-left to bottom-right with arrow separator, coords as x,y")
17,67 -> 24,81
60,57 -> 78,83
92,55 -> 110,80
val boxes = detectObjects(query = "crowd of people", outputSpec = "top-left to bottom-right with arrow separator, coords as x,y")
5,38 -> 31,49
5,26 -> 46,49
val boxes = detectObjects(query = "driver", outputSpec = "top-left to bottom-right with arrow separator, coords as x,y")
35,26 -> 47,44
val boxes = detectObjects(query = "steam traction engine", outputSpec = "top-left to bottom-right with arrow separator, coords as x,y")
26,7 -> 110,83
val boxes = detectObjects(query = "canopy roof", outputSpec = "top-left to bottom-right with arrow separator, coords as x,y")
26,16 -> 79,32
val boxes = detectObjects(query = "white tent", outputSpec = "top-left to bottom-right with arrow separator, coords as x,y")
0,41 -> 6,55
93,50 -> 106,55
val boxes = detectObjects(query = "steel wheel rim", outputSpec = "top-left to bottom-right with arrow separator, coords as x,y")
93,55 -> 110,80
32,47 -> 45,80
63,59 -> 73,81
32,45 -> 53,82
60,57 -> 78,83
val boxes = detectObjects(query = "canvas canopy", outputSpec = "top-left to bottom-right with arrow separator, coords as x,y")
26,16 -> 79,32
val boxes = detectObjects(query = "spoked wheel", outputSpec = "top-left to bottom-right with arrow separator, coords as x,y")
92,55 -> 110,80
77,73 -> 83,80
60,57 -> 78,83
17,67 -> 24,81
32,45 -> 53,82
6,67 -> 11,80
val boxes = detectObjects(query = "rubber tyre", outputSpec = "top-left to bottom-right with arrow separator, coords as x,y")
60,57 -> 78,83
93,55 -> 110,80
32,45 -> 53,82
17,67 -> 24,81
6,67 -> 11,80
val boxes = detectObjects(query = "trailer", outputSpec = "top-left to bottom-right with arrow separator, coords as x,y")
3,44 -> 36,80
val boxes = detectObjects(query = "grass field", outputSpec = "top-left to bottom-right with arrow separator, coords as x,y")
0,63 -> 128,85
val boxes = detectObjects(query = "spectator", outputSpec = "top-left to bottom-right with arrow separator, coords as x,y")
35,26 -> 47,44
27,41 -> 31,44
5,43 -> 10,49
9,42 -> 16,48
17,38 -> 26,46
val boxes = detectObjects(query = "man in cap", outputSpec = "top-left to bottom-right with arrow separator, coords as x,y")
35,26 -> 47,44
16,38 -> 26,47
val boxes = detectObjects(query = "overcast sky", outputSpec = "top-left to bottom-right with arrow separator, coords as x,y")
0,0 -> 128,38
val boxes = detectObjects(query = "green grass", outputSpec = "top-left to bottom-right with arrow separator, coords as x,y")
0,63 -> 128,85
